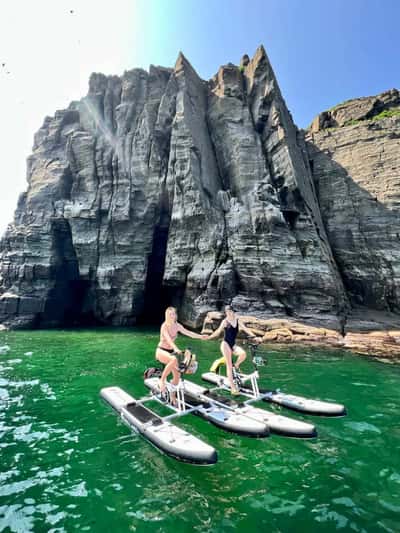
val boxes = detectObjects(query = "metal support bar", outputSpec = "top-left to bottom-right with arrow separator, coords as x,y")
242,392 -> 274,406
206,372 -> 273,405
135,395 -> 156,405
176,381 -> 185,413
160,406 -> 200,422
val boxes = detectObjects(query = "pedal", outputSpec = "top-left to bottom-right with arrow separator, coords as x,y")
232,368 -> 243,389
160,389 -> 170,403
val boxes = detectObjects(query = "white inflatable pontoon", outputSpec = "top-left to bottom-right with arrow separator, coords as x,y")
100,386 -> 218,465
202,371 -> 346,417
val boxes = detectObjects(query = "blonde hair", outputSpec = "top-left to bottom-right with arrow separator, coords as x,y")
165,306 -> 177,324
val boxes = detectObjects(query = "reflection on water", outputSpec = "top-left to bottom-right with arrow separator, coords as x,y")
0,329 -> 399,532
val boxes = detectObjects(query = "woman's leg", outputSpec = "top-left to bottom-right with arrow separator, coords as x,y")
220,341 -> 236,392
156,348 -> 179,390
233,345 -> 247,370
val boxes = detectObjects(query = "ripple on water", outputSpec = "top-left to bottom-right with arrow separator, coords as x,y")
0,502 -> 69,533
0,504 -> 36,532
389,472 -> 400,484
0,388 -> 9,401
11,421 -> 75,446
344,421 -> 381,434
351,382 -> 377,387
40,383 -> 57,400
7,379 -> 40,390
124,477 -> 213,530
332,496 -> 356,509
312,507 -> 350,529
250,492 -> 306,517
0,466 -> 65,498
16,425 -> 53,445
65,481 -> 88,498
0,468 -> 20,484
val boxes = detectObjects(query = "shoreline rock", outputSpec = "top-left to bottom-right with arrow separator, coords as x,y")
201,311 -> 400,359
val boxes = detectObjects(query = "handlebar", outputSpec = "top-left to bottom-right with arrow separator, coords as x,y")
244,340 -> 268,366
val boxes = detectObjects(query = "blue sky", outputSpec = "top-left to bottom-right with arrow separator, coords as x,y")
136,0 -> 399,128
0,0 -> 398,233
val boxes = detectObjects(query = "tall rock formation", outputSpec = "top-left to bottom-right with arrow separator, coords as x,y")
306,89 -> 400,313
206,48 -> 347,322
0,45 -> 398,329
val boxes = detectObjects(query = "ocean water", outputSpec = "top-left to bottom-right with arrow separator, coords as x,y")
0,328 -> 399,532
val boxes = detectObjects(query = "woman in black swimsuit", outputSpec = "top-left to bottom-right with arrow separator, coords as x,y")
207,305 -> 259,394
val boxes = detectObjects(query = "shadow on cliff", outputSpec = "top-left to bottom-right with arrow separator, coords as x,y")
306,137 -> 400,328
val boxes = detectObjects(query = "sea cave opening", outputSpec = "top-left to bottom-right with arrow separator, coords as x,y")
138,223 -> 176,325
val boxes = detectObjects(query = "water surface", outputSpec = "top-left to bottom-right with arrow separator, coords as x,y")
0,328 -> 399,532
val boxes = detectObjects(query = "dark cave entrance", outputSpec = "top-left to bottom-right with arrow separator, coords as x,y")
37,220 -> 96,327
63,279 -> 96,326
138,224 -> 173,325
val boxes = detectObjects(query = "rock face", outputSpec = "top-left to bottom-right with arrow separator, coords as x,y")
0,45 -> 399,330
306,89 -> 400,313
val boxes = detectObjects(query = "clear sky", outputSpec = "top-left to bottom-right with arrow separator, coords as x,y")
0,0 -> 399,234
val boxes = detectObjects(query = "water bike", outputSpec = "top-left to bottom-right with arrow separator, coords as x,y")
202,343 -> 346,417
145,373 -> 316,439
144,350 -> 316,438
100,350 -> 218,465
144,349 -> 269,438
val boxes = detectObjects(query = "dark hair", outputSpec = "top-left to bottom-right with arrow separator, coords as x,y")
225,305 -> 235,312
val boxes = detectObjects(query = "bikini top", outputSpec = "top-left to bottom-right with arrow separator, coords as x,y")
159,322 -> 179,349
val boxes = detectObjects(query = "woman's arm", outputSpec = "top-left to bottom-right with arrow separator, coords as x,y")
238,320 -> 257,339
206,320 -> 226,341
160,323 -> 181,352
177,323 -> 206,340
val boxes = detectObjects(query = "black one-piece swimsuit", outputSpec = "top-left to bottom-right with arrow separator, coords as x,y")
224,321 -> 238,349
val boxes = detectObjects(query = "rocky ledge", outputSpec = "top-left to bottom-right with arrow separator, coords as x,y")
202,311 -> 400,359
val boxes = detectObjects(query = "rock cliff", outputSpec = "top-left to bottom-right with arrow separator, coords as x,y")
306,89 -> 400,313
0,46 -> 398,330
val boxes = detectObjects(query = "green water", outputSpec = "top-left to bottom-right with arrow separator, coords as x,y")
0,329 -> 399,532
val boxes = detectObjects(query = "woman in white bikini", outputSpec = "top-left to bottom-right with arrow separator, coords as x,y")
207,305 -> 259,394
156,306 -> 207,393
